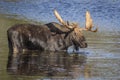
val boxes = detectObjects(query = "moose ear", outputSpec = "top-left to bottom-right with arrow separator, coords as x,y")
46,22 -> 71,33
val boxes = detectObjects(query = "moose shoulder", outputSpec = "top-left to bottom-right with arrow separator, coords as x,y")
7,10 -> 98,53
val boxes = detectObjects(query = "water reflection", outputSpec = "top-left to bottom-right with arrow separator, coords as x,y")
7,51 -> 89,79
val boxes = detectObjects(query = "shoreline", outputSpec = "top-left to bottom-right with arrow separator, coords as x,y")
0,13 -> 44,26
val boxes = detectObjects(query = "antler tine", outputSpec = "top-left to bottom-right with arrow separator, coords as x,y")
85,10 -> 98,32
85,11 -> 92,30
54,9 -> 73,30
54,10 -> 65,25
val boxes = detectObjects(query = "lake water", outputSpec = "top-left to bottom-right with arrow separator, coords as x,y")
0,0 -> 120,80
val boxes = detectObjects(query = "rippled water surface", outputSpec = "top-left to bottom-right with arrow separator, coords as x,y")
0,0 -> 120,80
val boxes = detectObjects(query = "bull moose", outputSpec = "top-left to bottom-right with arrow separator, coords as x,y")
7,10 -> 98,53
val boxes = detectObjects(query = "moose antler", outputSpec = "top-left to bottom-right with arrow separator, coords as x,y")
54,10 -> 74,29
85,11 -> 98,32
54,10 -> 98,32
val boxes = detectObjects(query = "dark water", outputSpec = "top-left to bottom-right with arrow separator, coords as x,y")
7,51 -> 87,79
0,0 -> 120,80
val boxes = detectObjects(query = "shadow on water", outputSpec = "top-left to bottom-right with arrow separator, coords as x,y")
7,51 -> 89,79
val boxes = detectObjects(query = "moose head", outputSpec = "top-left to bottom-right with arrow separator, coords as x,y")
53,10 -> 98,50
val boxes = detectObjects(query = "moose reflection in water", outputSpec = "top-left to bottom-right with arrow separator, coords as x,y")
7,51 -> 90,79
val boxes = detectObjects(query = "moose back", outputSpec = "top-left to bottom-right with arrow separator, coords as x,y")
7,10 -> 97,53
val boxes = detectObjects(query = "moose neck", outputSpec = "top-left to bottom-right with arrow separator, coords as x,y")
62,29 -> 75,49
